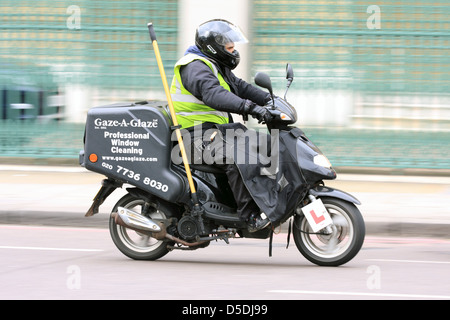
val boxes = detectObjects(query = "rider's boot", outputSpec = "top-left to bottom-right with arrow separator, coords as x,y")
248,213 -> 270,233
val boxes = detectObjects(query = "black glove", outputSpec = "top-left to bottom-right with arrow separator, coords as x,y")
243,100 -> 272,124
251,105 -> 272,124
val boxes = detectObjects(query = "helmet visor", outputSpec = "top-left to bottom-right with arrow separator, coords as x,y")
198,19 -> 249,46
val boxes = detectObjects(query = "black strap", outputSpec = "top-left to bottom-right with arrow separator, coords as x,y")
286,219 -> 292,249
185,122 -> 215,133
269,229 -> 274,257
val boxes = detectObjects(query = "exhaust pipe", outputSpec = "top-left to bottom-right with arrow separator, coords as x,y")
112,207 -> 210,247
113,207 -> 162,233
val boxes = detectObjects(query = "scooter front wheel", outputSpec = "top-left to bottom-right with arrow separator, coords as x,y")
109,193 -> 176,260
293,197 -> 365,266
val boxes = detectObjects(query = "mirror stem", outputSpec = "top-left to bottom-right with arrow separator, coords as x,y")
284,79 -> 293,100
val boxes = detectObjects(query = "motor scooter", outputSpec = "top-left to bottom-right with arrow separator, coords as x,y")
79,24 -> 365,266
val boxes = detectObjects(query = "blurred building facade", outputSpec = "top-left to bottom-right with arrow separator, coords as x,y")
0,0 -> 449,168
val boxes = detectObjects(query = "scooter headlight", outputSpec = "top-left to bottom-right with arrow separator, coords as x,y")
314,154 -> 332,168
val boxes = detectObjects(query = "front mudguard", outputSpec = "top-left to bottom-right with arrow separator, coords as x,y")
309,186 -> 361,205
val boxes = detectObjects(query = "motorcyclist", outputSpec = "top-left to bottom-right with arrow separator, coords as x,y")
170,19 -> 271,232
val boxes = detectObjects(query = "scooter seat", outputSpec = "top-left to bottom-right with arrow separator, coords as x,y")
190,164 -> 226,175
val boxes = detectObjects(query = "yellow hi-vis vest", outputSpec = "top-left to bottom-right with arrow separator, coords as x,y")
170,53 -> 231,129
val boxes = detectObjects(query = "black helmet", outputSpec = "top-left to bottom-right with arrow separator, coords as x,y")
195,19 -> 248,70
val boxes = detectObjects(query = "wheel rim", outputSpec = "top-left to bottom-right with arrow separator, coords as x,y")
298,203 -> 354,259
114,199 -> 166,253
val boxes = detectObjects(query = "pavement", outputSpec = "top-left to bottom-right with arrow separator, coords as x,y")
0,164 -> 449,238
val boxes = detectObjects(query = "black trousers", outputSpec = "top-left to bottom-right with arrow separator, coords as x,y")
214,163 -> 259,221
185,124 -> 260,222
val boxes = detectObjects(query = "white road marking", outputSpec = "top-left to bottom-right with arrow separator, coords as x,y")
367,259 -> 450,264
0,245 -> 103,252
268,290 -> 450,299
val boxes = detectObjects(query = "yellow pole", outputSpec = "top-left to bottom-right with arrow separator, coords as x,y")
147,23 -> 197,197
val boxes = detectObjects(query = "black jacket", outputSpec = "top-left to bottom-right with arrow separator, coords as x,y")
180,60 -> 270,117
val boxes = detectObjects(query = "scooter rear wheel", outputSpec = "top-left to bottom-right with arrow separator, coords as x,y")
293,197 -> 365,266
109,193 -> 176,260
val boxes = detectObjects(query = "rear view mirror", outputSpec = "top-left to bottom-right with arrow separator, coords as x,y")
255,72 -> 274,108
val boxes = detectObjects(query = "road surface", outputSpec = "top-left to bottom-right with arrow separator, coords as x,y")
0,223 -> 449,301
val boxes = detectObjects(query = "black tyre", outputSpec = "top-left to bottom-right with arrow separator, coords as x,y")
293,197 -> 365,266
109,193 -> 178,260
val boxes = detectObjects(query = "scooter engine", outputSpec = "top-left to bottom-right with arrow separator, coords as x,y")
177,216 -> 200,240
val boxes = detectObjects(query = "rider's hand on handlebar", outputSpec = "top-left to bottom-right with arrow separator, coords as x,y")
252,105 -> 273,124
244,100 -> 272,124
